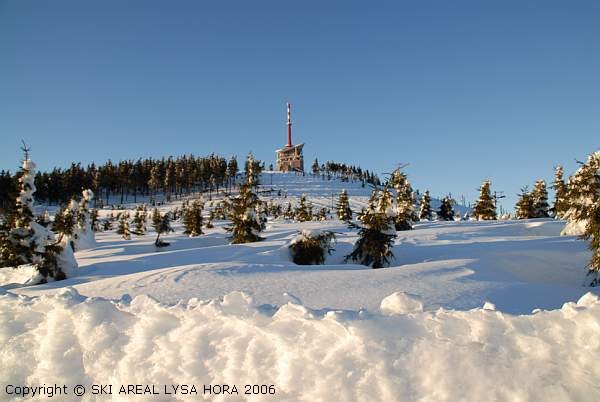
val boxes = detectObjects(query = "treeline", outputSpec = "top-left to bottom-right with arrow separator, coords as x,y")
0,154 -> 240,209
311,158 -> 380,186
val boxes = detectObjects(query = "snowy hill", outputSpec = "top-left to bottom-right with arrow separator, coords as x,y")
1,172 -> 599,401
257,171 -> 471,216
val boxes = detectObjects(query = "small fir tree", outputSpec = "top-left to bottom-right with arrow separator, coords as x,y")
531,180 -> 550,218
116,213 -> 131,240
283,202 -> 294,220
151,208 -> 174,247
289,230 -> 336,265
183,200 -> 204,236
345,189 -> 396,268
73,189 -> 96,249
295,195 -> 312,222
131,209 -> 147,235
336,189 -> 353,221
552,165 -> 569,219
472,179 -> 497,220
311,158 -> 320,175
52,204 -> 77,250
224,153 -> 266,244
419,190 -> 433,221
390,168 -> 415,230
515,187 -> 535,219
437,196 -> 455,221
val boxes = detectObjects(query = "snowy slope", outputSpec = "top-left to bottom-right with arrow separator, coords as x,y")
1,172 -> 598,401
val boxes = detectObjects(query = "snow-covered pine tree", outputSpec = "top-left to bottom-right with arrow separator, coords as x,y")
244,153 -> 261,186
131,207 -> 147,235
116,213 -> 131,240
183,200 -> 204,236
336,189 -> 353,221
437,196 -> 455,221
289,230 -> 336,265
294,195 -> 312,222
151,208 -> 173,247
419,190 -> 433,221
90,208 -> 100,232
552,166 -> 569,219
390,168 -> 415,230
283,202 -> 294,220
561,151 -> 600,284
345,188 -> 396,268
515,187 -> 535,219
531,180 -> 550,218
0,148 -> 76,282
224,153 -> 266,244
52,204 -> 77,250
73,189 -> 96,249
316,207 -> 328,221
472,179 -> 497,220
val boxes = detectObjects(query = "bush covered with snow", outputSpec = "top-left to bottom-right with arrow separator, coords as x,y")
288,229 -> 336,265
1,289 -> 599,401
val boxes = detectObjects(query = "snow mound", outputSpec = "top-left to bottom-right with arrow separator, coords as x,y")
2,289 -> 599,401
379,291 -> 424,314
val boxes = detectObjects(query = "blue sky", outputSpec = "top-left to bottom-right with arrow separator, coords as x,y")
1,0 -> 599,210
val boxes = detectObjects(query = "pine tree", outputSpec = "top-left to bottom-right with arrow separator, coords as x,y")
336,189 -> 353,221
311,158 -> 320,175
515,187 -> 535,219
0,147 -> 76,282
289,230 -> 336,265
294,195 -> 312,222
224,153 -> 266,244
552,166 -> 569,219
419,190 -> 433,221
562,151 -> 600,285
390,168 -> 415,230
151,208 -> 173,247
183,200 -> 204,236
283,202 -> 294,220
437,196 -> 455,221
531,180 -> 549,218
90,209 -> 100,232
52,204 -> 77,249
244,153 -> 261,186
116,213 -> 131,240
472,179 -> 497,220
345,189 -> 396,268
73,189 -> 96,249
131,208 -> 147,235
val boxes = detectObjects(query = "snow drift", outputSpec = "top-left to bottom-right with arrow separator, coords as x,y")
1,288 -> 599,402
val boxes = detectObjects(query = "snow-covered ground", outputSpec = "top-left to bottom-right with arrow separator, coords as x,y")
1,172 -> 598,401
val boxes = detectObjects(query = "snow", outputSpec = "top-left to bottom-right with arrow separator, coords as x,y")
1,288 -> 599,401
1,172 -> 598,400
379,292 -> 423,314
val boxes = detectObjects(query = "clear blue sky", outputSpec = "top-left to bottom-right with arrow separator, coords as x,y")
1,0 -> 599,210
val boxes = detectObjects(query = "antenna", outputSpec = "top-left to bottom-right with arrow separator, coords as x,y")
286,102 -> 292,147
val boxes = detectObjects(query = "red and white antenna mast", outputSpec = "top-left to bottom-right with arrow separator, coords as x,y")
286,102 -> 292,147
